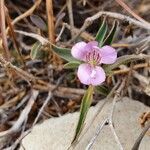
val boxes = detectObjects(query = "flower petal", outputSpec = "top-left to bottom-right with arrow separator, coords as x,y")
100,45 -> 117,64
87,41 -> 98,47
71,42 -> 87,61
84,41 -> 98,51
77,64 -> 106,86
77,64 -> 91,85
90,66 -> 106,86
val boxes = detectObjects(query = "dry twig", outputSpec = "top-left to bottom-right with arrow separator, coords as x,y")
0,90 -> 39,137
6,0 -> 42,33
46,0 -> 62,64
0,0 -> 10,60
115,0 -> 150,26
131,121 -> 150,150
69,11 -> 150,43
67,0 -> 74,38
85,79 -> 126,150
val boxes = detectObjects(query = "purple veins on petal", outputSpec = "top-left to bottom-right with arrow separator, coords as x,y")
71,41 -> 117,85
77,63 -> 106,86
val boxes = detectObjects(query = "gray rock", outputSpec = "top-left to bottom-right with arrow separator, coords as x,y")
20,97 -> 150,150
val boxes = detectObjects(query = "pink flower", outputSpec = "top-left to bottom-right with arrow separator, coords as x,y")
71,41 -> 117,86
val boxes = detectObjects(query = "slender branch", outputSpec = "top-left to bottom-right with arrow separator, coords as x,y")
113,63 -> 149,75
85,118 -> 108,150
46,0 -> 62,64
0,89 -> 39,137
69,11 -> 150,43
83,81 -> 124,150
0,55 -> 36,82
74,81 -> 120,148
108,79 -> 126,150
32,91 -> 52,126
5,9 -> 25,66
0,0 -> 10,60
67,0 -> 74,38
46,0 -> 55,44
56,23 -> 66,42
0,55 -> 85,99
6,0 -> 42,33
115,0 -> 150,26
15,30 -> 49,45
131,121 -> 150,150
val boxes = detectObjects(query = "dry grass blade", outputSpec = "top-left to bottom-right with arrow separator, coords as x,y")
46,0 -> 62,65
115,0 -> 150,26
67,0 -> 74,38
32,91 -> 52,126
5,8 -> 25,66
0,0 -> 10,60
46,0 -> 55,45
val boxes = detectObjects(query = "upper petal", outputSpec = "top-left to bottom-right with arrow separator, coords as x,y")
86,41 -> 98,48
100,45 -> 117,64
71,42 -> 87,61
77,63 -> 106,86
84,41 -> 98,52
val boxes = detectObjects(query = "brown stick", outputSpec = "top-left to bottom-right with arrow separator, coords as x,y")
46,0 -> 55,45
46,0 -> 62,64
0,0 -> 10,60
5,9 -> 25,66
67,0 -> 74,38
113,63 -> 149,75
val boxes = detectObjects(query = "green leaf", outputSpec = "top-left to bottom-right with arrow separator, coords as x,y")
72,85 -> 94,144
64,61 -> 81,69
102,20 -> 119,46
95,17 -> 108,47
95,86 -> 109,96
52,44 -> 77,62
30,41 -> 43,60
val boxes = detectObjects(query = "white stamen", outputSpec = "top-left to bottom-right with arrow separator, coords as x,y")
90,69 -> 96,78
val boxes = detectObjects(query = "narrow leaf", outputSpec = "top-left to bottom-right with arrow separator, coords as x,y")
95,17 -> 108,47
102,20 -> 119,46
52,44 -> 77,62
30,41 -> 43,60
72,85 -> 94,144
30,15 -> 47,31
64,61 -> 81,69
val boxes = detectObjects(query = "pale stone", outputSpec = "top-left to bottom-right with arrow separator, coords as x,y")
20,97 -> 150,150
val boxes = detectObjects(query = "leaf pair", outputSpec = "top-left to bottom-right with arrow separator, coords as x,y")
95,17 -> 119,47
